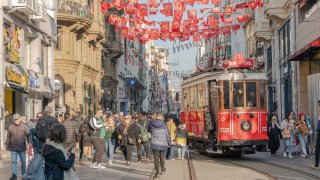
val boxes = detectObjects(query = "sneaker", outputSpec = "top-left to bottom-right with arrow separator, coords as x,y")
154,173 -> 160,178
289,155 -> 293,158
310,165 -> 319,169
161,168 -> 166,174
170,158 -> 175,160
137,160 -> 142,164
108,160 -> 113,165
283,152 -> 287,157
90,163 -> 99,169
127,161 -> 131,166
98,163 -> 106,169
301,154 -> 306,158
9,174 -> 17,180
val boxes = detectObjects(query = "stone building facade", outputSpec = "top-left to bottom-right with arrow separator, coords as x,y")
54,0 -> 104,116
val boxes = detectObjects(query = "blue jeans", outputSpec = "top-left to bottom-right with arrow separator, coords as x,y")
11,151 -> 26,176
298,133 -> 308,155
105,139 -> 115,161
166,146 -> 175,160
178,146 -> 187,159
284,132 -> 294,155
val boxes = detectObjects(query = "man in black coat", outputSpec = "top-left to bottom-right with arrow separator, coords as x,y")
204,106 -> 216,152
35,106 -> 59,151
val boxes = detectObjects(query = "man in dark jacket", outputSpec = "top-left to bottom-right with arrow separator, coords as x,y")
62,113 -> 79,153
35,106 -> 59,151
6,114 -> 32,180
204,106 -> 216,152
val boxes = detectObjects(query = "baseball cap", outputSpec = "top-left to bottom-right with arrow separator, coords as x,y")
13,113 -> 21,120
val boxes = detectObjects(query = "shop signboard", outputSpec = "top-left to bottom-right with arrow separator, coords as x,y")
3,24 -> 23,64
5,62 -> 28,89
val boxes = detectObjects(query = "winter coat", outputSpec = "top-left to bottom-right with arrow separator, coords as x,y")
6,123 -> 32,152
63,119 -> 79,145
43,144 -> 75,180
149,119 -> 171,151
79,121 -> 91,146
166,120 -> 177,142
89,116 -> 104,138
5,113 -> 13,131
126,123 -> 140,145
268,123 -> 281,152
35,114 -> 59,140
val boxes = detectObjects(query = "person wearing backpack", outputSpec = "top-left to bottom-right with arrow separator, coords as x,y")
6,114 -> 33,180
35,106 -> 59,152
43,123 -> 78,180
88,109 -> 106,169
79,116 -> 92,162
296,113 -> 309,158
136,114 -> 151,163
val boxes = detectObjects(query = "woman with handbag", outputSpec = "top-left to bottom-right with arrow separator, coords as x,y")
296,112 -> 309,158
280,112 -> 295,158
117,115 -> 140,166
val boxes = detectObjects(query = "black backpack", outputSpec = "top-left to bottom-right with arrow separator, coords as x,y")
37,115 -> 58,140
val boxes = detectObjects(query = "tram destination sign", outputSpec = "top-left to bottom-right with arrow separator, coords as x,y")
226,59 -> 254,68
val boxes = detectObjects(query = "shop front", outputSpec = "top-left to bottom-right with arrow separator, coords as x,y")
27,70 -> 45,119
4,62 -> 29,116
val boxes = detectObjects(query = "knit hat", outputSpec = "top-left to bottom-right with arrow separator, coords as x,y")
271,116 -> 277,120
13,113 -> 20,120
298,112 -> 304,119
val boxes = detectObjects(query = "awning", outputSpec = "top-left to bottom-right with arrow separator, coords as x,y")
289,37 -> 320,61
124,76 -> 147,90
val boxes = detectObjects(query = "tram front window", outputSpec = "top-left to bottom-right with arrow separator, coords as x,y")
233,82 -> 244,107
246,82 -> 257,107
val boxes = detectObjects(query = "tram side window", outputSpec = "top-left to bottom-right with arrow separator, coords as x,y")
246,82 -> 257,107
233,82 -> 244,107
184,88 -> 190,109
260,80 -> 265,109
223,81 -> 230,109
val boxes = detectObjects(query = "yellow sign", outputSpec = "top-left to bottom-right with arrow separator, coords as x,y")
5,66 -> 23,85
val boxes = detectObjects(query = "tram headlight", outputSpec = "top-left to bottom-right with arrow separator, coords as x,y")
241,120 -> 251,132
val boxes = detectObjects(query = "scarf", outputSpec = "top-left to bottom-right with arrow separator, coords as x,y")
46,139 -> 79,180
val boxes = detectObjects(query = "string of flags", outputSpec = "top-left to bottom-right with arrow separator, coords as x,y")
99,0 -> 264,43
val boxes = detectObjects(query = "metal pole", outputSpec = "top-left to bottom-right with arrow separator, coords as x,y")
0,4 -> 5,150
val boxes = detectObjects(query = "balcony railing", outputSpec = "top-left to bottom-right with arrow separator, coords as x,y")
32,0 -> 46,22
57,0 -> 93,21
305,0 -> 320,19
12,0 -> 37,15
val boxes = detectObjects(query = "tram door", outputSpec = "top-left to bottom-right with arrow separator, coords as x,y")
208,81 -> 219,127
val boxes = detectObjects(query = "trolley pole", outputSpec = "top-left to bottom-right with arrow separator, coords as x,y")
0,4 -> 6,150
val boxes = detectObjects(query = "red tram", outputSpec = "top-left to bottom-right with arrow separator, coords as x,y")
181,62 -> 268,155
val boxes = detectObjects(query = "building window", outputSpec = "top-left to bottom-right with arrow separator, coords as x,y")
41,42 -> 48,75
233,82 -> 244,107
55,77 -> 65,113
246,82 -> 257,107
223,81 -> 230,109
267,47 -> 272,70
55,28 -> 62,50
278,20 -> 291,59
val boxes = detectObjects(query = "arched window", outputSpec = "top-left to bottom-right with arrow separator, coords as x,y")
54,76 -> 65,114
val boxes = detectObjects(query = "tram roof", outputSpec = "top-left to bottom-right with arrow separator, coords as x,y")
181,70 -> 267,87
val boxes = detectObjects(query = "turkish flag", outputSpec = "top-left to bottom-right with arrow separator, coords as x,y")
225,5 -> 233,14
207,16 -> 219,26
171,21 -> 181,32
125,3 -> 136,15
137,4 -> 148,18
160,21 -> 170,32
188,10 -> 197,20
185,0 -> 195,6
127,28 -> 136,41
211,0 -> 221,5
149,29 -> 160,40
139,30 -> 149,41
148,0 -> 160,8
173,10 -> 183,23
211,7 -> 221,12
232,24 -> 240,31
100,2 -> 109,13
174,0 -> 186,13
160,32 -> 170,41
255,0 -> 264,8
112,0 -> 124,10
149,8 -> 158,15
160,3 -> 173,17
109,14 -> 117,25
200,8 -> 210,13
193,32 -> 200,42
198,0 -> 209,4
121,26 -> 129,37
134,18 -> 142,30
236,14 -> 249,23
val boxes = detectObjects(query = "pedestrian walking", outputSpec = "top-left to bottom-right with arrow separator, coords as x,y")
280,112 -> 295,158
89,109 -> 106,169
27,112 -> 42,155
43,123 -> 78,180
296,112 -> 309,158
136,113 -> 151,163
313,106 -> 320,169
35,106 -> 59,151
114,113 -> 121,153
176,123 -> 188,160
104,115 -> 116,165
149,113 -> 171,178
268,116 -> 281,155
79,117 -> 92,162
118,115 -> 141,165
6,114 -> 33,180
166,118 -> 177,160
62,113 -> 79,153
